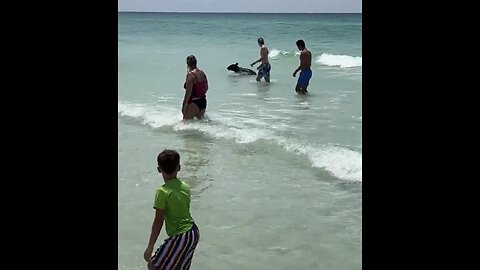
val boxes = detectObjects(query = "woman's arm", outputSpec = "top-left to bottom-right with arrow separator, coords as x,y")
183,73 -> 194,110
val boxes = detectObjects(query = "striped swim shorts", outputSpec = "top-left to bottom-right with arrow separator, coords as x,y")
149,223 -> 200,270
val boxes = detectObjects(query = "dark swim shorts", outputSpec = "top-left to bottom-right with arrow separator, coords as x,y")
258,63 -> 271,76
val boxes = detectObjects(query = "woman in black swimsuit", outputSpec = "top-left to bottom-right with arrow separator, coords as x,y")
182,55 -> 208,120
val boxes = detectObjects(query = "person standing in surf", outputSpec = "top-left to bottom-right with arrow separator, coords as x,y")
292,39 -> 312,94
182,55 -> 208,120
250,37 -> 271,82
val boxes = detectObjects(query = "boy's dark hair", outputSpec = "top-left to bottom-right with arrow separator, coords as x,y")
157,150 -> 180,174
257,37 -> 264,45
296,39 -> 305,47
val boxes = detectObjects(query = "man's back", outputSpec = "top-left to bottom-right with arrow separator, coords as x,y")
300,48 -> 311,70
260,45 -> 269,64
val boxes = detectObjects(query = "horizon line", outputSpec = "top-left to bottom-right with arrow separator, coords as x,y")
118,11 -> 362,14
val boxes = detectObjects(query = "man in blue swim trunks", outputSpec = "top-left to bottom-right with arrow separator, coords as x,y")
251,37 -> 271,83
292,39 -> 312,94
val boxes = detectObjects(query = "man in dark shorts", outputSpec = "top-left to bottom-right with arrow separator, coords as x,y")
250,37 -> 271,82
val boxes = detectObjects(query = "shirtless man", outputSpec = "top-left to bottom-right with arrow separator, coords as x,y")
292,39 -> 312,94
250,37 -> 271,83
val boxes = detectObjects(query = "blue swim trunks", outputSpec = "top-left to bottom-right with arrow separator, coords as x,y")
258,63 -> 271,76
297,69 -> 312,87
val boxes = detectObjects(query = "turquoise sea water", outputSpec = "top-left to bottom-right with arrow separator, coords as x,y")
119,12 -> 362,270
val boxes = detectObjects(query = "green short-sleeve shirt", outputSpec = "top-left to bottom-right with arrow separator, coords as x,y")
154,178 -> 194,237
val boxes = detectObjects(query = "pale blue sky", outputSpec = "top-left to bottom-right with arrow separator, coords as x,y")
118,0 -> 362,13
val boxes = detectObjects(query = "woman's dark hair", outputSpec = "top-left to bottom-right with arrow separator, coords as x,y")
186,55 -> 197,68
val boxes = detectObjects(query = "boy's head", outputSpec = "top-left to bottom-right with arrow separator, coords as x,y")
157,149 -> 181,175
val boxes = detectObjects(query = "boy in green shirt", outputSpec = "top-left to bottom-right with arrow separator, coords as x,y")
144,150 -> 200,270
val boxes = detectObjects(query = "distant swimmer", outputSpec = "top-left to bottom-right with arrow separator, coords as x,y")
292,39 -> 312,94
182,55 -> 208,120
250,37 -> 271,82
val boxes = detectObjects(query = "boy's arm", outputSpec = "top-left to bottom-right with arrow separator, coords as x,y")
144,208 -> 165,262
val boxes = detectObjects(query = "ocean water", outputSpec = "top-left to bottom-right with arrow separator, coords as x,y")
118,12 -> 362,270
